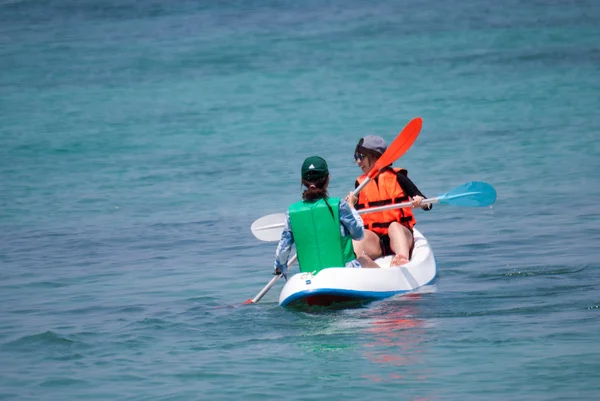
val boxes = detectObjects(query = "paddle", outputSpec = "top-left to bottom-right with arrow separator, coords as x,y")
244,117 -> 424,304
250,213 -> 287,242
251,181 -> 497,242
242,255 -> 297,304
360,181 -> 497,213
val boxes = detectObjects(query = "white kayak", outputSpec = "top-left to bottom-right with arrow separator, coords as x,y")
279,228 -> 437,308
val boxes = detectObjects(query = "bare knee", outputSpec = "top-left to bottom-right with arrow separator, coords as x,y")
353,230 -> 382,260
387,223 -> 413,257
388,222 -> 412,239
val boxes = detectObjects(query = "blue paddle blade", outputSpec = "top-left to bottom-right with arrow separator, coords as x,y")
437,181 -> 497,207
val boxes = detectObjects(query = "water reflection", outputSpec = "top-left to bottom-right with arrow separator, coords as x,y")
289,286 -> 438,399
359,288 -> 437,400
363,294 -> 427,366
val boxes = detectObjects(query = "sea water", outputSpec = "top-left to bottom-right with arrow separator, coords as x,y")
1,0 -> 600,400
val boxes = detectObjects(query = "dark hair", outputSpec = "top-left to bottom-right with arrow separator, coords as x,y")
357,146 -> 381,161
302,175 -> 329,201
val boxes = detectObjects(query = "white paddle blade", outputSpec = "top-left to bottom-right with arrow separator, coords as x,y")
251,213 -> 286,241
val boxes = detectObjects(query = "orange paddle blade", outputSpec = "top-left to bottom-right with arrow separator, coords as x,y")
367,117 -> 423,179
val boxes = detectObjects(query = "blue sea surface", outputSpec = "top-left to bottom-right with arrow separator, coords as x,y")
1,0 -> 600,400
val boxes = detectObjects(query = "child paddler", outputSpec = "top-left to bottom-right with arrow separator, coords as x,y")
273,156 -> 377,279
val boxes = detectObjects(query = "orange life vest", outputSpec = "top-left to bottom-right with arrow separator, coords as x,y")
355,167 -> 416,235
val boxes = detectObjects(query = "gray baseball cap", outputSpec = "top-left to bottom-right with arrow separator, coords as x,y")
357,135 -> 387,155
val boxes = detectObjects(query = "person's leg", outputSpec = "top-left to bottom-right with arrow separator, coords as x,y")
352,230 -> 383,260
357,255 -> 381,268
387,222 -> 414,266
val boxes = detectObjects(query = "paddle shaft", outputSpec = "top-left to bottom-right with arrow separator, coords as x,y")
248,255 -> 297,304
254,221 -> 287,231
357,184 -> 495,214
253,198 -> 436,235
353,176 -> 371,196
358,197 -> 438,215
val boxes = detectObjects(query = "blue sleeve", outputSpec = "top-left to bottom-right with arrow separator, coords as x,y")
273,211 -> 294,278
339,199 -> 364,240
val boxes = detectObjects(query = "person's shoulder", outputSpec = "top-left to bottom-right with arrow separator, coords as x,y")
393,167 -> 408,176
330,197 -> 347,210
380,166 -> 406,176
288,199 -> 306,211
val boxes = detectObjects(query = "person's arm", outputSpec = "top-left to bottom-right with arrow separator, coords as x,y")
273,212 -> 294,278
338,199 -> 365,240
397,173 -> 433,210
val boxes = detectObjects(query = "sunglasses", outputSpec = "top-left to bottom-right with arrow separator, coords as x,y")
354,152 -> 366,162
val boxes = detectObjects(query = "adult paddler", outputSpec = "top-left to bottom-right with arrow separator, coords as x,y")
346,136 -> 432,266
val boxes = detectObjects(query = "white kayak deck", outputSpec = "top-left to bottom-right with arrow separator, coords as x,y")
279,228 -> 437,307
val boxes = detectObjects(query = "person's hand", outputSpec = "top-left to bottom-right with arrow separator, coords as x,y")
411,195 -> 424,208
346,192 -> 358,208
273,265 -> 288,279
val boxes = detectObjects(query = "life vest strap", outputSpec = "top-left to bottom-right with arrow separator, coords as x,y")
356,195 -> 410,210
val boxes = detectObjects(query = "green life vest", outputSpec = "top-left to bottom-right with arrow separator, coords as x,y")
288,197 -> 356,274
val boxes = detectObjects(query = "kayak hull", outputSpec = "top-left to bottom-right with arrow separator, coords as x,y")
279,228 -> 437,308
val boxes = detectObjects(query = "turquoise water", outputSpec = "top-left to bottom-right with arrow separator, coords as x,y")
2,0 -> 600,399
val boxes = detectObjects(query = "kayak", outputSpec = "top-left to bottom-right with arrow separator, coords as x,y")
279,228 -> 437,308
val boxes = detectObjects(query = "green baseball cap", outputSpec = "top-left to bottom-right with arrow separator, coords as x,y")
301,156 -> 329,180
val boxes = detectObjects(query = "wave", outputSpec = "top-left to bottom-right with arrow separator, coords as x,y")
7,330 -> 73,346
